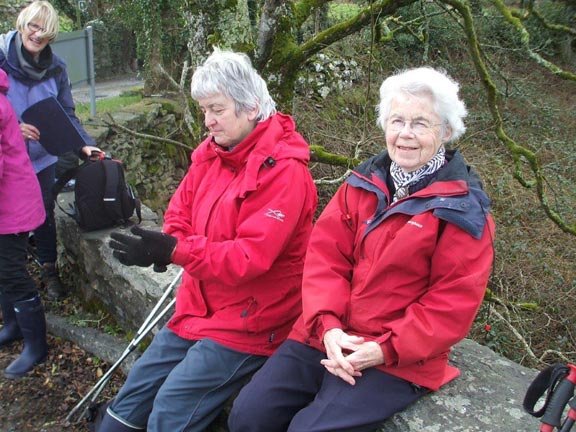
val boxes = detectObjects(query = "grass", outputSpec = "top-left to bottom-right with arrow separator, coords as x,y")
75,93 -> 143,121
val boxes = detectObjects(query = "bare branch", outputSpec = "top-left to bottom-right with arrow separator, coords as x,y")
443,0 -> 576,235
155,63 -> 196,139
104,113 -> 194,152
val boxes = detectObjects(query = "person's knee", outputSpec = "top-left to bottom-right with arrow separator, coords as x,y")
228,388 -> 285,432
228,391 -> 259,431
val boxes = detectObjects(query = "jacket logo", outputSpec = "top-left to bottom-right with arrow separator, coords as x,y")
407,220 -> 423,229
265,209 -> 285,222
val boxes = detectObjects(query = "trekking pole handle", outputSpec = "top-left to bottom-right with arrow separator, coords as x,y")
559,396 -> 576,432
541,364 -> 576,432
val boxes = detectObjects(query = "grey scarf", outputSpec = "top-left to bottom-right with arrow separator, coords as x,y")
15,32 -> 48,80
390,146 -> 446,202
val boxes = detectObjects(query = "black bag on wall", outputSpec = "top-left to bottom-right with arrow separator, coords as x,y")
53,155 -> 141,231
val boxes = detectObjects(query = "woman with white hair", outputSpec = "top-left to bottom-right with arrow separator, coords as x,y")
0,1 -> 99,300
101,48 -> 318,431
228,67 -> 495,432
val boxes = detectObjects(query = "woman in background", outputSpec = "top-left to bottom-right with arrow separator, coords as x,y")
0,67 -> 49,379
0,1 -> 99,299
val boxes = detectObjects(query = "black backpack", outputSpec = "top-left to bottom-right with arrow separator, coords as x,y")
53,155 -> 141,231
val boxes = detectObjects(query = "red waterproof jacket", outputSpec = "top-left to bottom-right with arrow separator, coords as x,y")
289,150 -> 495,390
165,113 -> 317,356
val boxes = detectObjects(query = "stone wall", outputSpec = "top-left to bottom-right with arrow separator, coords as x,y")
0,0 -> 27,31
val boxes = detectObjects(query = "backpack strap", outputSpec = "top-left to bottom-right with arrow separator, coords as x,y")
52,164 -> 80,200
133,191 -> 142,224
51,164 -> 81,222
102,160 -> 125,223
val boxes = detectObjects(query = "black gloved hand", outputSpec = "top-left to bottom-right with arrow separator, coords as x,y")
109,225 -> 177,268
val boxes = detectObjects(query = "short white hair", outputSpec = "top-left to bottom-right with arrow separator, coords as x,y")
191,47 -> 276,122
376,67 -> 468,142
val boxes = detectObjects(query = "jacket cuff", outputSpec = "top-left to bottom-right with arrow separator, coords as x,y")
171,238 -> 190,266
375,332 -> 398,366
170,235 -> 206,267
318,314 -> 343,341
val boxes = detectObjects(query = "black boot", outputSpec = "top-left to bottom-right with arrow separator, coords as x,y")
0,295 -> 22,348
97,409 -> 144,431
41,262 -> 67,300
4,296 -> 49,379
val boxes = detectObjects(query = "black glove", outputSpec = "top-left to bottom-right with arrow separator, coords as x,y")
109,225 -> 177,269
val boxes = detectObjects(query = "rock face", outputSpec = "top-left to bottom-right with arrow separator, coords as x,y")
378,338 -> 537,431
53,196 -> 541,432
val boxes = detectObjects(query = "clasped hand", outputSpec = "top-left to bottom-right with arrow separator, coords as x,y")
109,226 -> 177,271
321,328 -> 384,386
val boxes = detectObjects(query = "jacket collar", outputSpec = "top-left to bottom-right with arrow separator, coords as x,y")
1,31 -> 62,83
191,113 -> 310,197
0,68 -> 8,92
349,149 -> 491,239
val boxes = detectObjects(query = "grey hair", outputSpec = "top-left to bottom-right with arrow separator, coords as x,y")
376,67 -> 467,142
16,1 -> 59,41
191,47 -> 276,122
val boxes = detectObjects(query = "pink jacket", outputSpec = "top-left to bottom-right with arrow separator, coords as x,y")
0,68 -> 45,234
165,113 -> 317,356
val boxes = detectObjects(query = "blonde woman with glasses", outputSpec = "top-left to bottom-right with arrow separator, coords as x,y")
0,1 -> 99,302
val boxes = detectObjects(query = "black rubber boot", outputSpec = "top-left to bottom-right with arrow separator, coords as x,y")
41,262 -> 67,300
4,296 -> 49,379
0,295 -> 22,348
97,409 -> 144,431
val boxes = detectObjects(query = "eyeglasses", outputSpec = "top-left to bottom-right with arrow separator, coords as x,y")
387,118 -> 442,135
27,22 -> 47,34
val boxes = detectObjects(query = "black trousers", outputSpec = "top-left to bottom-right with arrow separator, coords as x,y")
0,232 -> 38,303
229,339 -> 428,432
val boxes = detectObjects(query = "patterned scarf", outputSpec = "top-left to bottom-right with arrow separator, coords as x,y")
390,146 -> 446,203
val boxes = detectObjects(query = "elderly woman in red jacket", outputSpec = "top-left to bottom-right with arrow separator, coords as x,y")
101,48 -> 318,432
0,68 -> 47,379
228,67 -> 495,432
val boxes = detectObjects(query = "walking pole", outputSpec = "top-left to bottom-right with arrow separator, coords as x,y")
539,364 -> 576,432
559,396 -> 576,432
65,268 -> 183,424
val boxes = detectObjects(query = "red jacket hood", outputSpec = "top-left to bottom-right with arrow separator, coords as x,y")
192,113 -> 310,166
192,113 -> 310,198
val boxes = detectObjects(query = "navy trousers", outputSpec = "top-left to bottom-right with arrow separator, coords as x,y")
228,339 -> 428,432
34,164 -> 57,265
108,326 -> 266,432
